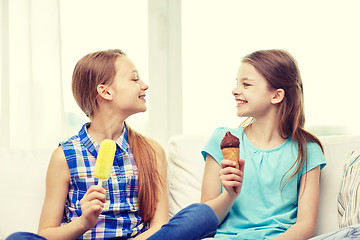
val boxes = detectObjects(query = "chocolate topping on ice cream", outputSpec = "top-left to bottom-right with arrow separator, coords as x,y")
220,131 -> 240,149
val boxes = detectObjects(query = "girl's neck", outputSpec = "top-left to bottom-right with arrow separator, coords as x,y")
244,119 -> 286,150
87,111 -> 126,144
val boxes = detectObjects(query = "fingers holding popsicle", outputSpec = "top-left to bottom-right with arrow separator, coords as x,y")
79,139 -> 116,230
80,185 -> 106,229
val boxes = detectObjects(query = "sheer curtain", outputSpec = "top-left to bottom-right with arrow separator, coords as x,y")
0,0 -> 65,150
0,0 -> 174,151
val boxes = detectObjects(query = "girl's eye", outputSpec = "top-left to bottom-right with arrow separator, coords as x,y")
132,78 -> 139,82
243,82 -> 251,87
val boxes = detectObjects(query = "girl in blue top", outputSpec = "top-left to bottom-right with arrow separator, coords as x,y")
201,49 -> 326,240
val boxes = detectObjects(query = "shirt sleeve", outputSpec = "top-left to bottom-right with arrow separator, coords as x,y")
201,127 -> 229,165
300,141 -> 326,176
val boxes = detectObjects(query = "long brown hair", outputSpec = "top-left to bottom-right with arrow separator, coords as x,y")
127,125 -> 161,222
72,49 -> 161,222
241,49 -> 323,188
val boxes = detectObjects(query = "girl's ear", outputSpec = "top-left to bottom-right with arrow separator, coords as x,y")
97,84 -> 113,100
271,88 -> 285,104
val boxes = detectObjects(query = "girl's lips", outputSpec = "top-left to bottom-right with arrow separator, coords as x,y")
139,95 -> 146,101
236,99 -> 247,104
236,99 -> 247,107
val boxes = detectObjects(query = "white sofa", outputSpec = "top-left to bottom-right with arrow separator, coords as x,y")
1,134 -> 360,239
0,148 -> 52,239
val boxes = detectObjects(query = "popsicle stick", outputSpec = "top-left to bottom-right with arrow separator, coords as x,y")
98,179 -> 103,186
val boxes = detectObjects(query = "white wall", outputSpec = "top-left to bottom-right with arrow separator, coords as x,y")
182,0 -> 360,137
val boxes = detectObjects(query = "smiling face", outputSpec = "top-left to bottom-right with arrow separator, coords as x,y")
107,55 -> 149,117
232,62 -> 278,119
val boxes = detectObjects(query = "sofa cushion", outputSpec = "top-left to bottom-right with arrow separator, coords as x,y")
337,150 -> 360,228
317,135 -> 360,235
167,135 -> 208,217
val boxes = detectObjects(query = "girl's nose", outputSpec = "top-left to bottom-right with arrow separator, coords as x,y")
141,80 -> 149,91
232,86 -> 239,96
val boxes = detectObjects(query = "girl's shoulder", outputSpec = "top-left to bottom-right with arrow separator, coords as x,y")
48,146 -> 70,180
290,138 -> 323,154
306,140 -> 323,151
58,134 -> 82,158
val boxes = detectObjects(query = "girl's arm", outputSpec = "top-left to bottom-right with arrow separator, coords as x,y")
273,166 -> 321,240
201,154 -> 244,223
134,140 -> 169,240
37,146 -> 106,240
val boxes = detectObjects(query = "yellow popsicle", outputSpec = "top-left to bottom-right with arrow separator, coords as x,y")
94,139 -> 116,185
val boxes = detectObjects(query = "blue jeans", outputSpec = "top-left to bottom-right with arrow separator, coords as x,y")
6,203 -> 218,240
147,203 -> 218,240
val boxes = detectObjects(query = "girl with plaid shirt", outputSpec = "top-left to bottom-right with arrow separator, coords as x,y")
7,50 -> 217,240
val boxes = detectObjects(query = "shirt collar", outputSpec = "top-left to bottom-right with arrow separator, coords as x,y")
79,122 -> 130,158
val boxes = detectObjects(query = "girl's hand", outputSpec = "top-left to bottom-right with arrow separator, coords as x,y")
219,159 -> 245,198
79,185 -> 106,230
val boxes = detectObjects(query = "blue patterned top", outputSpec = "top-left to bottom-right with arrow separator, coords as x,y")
60,123 -> 145,239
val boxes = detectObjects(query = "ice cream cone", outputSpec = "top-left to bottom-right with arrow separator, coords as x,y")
221,147 -> 240,169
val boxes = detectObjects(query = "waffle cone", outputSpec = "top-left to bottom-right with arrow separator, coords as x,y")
221,147 -> 240,169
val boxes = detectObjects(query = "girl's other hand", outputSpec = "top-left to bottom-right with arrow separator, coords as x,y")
219,159 -> 245,198
79,185 -> 106,230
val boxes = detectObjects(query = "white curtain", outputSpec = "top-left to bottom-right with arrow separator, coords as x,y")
0,0 -> 65,150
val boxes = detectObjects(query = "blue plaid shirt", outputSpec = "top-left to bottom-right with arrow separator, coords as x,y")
60,123 -> 145,239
